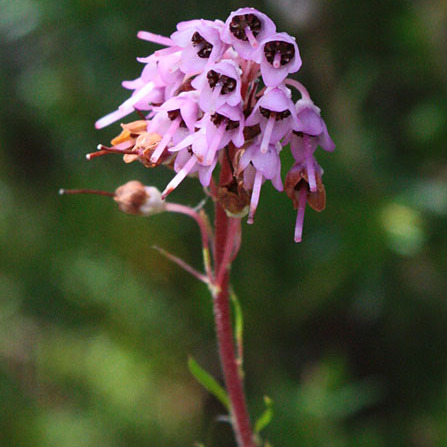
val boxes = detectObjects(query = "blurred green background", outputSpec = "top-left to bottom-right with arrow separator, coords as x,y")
1,0 -> 447,446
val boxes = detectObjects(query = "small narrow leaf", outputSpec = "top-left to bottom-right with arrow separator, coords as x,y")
254,396 -> 274,434
230,289 -> 244,370
188,356 -> 230,410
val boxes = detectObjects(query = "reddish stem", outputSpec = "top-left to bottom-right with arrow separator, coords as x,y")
213,150 -> 255,447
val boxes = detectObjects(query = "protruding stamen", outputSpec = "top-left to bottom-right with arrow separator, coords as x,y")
150,115 -> 182,163
260,113 -> 275,154
119,82 -> 155,111
303,135 -> 317,192
264,41 -> 295,66
229,14 -> 261,41
97,144 -> 135,154
247,170 -> 263,224
59,188 -> 115,197
86,150 -> 109,160
205,120 -> 226,166
244,26 -> 259,49
161,156 -> 197,199
95,108 -> 133,130
154,46 -> 181,57
209,84 -> 222,114
86,145 -> 136,160
294,185 -> 307,243
137,31 -> 175,47
273,51 -> 281,68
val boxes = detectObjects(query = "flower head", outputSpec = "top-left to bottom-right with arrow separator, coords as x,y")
93,9 -> 334,242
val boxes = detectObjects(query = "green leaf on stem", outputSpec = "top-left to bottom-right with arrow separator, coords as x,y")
254,396 -> 274,434
230,289 -> 244,371
188,356 -> 230,410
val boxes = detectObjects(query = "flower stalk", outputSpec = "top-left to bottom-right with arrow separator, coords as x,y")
213,213 -> 254,447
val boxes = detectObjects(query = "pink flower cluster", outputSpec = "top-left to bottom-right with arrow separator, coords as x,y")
94,7 -> 334,242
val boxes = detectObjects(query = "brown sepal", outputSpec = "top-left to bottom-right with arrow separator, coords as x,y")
285,165 -> 326,212
217,177 -> 251,218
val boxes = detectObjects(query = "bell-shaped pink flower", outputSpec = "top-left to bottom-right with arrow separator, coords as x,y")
191,60 -> 242,113
238,141 -> 283,223
221,7 -> 276,61
171,19 -> 227,73
285,99 -> 335,192
196,104 -> 245,165
259,32 -> 301,86
246,87 -> 297,153
148,91 -> 200,164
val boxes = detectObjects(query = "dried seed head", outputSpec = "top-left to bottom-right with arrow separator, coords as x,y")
114,181 -> 166,216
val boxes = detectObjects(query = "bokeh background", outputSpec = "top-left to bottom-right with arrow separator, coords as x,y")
1,0 -> 447,446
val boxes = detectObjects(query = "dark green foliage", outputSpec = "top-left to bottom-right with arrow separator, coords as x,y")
1,1 -> 446,446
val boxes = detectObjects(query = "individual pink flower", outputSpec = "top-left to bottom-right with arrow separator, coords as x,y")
161,128 -> 217,198
191,60 -> 242,113
198,103 -> 245,165
246,86 -> 298,153
171,19 -> 227,73
148,91 -> 200,164
221,7 -> 276,60
238,141 -> 283,223
259,32 -> 301,86
286,98 -> 335,192
294,99 -> 335,151
95,52 -> 180,130
174,146 -> 217,187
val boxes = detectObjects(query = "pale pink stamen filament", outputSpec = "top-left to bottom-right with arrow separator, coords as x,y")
294,185 -> 308,243
304,135 -> 317,192
244,26 -> 259,49
95,108 -> 133,130
209,84 -> 222,114
284,79 -> 311,100
150,115 -> 182,163
205,120 -> 226,166
161,156 -> 197,199
247,170 -> 263,224
273,51 -> 281,69
154,46 -> 181,57
137,31 -> 175,47
119,82 -> 155,111
260,113 -> 275,154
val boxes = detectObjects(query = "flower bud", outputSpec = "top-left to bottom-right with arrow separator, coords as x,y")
114,181 -> 165,216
